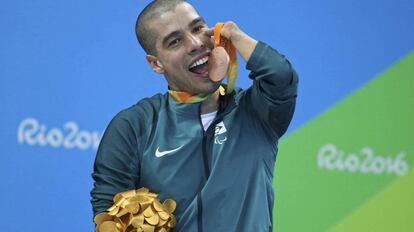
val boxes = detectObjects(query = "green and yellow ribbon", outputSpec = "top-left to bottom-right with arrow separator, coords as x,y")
168,90 -> 211,103
213,22 -> 238,94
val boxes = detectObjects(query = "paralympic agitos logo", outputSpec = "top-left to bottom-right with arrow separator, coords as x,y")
17,117 -> 102,151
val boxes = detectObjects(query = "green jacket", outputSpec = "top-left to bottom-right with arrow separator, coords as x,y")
91,41 -> 298,232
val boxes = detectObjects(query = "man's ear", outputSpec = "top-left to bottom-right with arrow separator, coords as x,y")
146,55 -> 164,74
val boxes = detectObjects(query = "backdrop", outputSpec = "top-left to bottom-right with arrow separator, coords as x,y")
1,0 -> 413,231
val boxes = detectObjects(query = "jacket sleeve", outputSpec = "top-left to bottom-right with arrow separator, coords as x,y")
245,41 -> 298,138
90,112 -> 140,216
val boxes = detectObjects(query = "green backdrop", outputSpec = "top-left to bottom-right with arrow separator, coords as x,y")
274,51 -> 414,231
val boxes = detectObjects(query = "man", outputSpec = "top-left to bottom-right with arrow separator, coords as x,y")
91,0 -> 298,231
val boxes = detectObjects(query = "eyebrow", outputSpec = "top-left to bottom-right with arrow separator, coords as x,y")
162,17 -> 206,46
189,17 -> 205,28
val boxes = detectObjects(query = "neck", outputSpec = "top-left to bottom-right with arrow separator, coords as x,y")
200,88 -> 220,114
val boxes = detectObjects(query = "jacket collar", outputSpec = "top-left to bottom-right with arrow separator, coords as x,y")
167,93 -> 201,116
166,87 -> 239,117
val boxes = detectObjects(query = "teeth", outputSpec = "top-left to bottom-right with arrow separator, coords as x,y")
190,57 -> 209,69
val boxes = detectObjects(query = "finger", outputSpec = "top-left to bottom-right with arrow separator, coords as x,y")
220,21 -> 239,41
220,24 -> 233,40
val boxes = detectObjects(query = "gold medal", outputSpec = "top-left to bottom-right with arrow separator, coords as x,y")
98,221 -> 118,232
94,187 -> 177,232
145,214 -> 160,226
162,199 -> 176,214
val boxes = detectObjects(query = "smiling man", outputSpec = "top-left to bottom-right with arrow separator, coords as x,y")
91,0 -> 298,231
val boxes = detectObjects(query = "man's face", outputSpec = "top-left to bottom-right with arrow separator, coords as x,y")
148,3 -> 218,94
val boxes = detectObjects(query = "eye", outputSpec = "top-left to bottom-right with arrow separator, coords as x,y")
193,25 -> 204,33
168,38 -> 181,47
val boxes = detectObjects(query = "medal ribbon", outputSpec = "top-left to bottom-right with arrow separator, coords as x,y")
168,90 -> 211,103
168,22 -> 238,103
214,22 -> 238,94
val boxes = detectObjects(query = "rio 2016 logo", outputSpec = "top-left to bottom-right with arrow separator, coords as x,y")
317,144 -> 409,176
17,118 -> 102,151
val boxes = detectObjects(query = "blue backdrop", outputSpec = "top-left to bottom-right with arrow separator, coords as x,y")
1,0 -> 413,231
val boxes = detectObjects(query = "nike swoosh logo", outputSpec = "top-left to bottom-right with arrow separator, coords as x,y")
155,145 -> 184,157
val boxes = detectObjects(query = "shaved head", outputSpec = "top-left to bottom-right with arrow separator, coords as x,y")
135,0 -> 187,55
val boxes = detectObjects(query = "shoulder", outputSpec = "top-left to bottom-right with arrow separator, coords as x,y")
233,86 -> 249,103
107,93 -> 167,136
117,93 -> 166,119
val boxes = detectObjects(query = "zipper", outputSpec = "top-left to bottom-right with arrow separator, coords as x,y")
196,92 -> 232,231
201,134 -> 210,177
198,101 -> 229,179
197,116 -> 224,232
198,105 -> 211,179
197,193 -> 203,232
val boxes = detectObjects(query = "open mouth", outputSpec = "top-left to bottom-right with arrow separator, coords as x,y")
189,56 -> 209,75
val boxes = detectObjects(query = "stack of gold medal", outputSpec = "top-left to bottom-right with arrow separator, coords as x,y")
94,187 -> 177,232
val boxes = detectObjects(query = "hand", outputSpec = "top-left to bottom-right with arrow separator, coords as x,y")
218,21 -> 242,43
203,22 -> 241,43
203,22 -> 241,45
206,21 -> 258,62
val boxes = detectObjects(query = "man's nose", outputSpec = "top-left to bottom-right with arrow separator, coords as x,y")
186,34 -> 204,54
